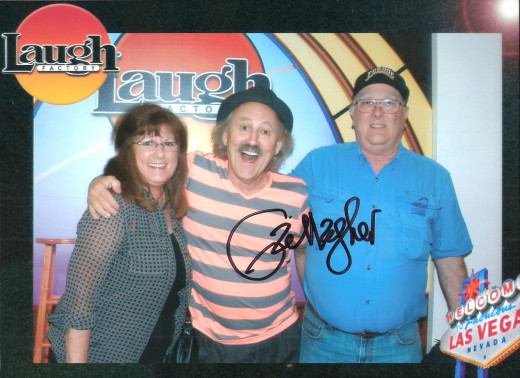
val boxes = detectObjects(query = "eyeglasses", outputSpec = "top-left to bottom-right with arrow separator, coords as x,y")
133,139 -> 180,151
354,99 -> 404,114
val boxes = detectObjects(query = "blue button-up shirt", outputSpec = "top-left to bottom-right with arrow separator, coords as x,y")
292,142 -> 472,333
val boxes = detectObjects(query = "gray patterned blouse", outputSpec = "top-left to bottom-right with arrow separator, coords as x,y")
47,193 -> 192,363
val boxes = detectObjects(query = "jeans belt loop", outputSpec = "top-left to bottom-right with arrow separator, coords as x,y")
307,302 -> 388,339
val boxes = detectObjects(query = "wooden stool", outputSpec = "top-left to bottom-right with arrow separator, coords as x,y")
33,238 -> 76,363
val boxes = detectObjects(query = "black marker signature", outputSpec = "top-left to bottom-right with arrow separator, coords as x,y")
302,197 -> 381,275
226,197 -> 381,281
227,208 -> 294,281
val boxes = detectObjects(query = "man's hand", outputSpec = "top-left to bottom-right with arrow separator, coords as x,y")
87,176 -> 121,220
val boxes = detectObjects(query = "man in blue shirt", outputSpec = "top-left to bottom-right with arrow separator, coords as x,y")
292,67 -> 472,363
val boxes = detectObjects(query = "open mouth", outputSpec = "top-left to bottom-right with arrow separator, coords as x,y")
239,145 -> 262,163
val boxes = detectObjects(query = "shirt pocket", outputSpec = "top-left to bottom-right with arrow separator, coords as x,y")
128,233 -> 172,276
396,192 -> 439,261
309,188 -> 357,218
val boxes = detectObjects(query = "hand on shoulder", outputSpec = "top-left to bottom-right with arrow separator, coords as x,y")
87,175 -> 121,220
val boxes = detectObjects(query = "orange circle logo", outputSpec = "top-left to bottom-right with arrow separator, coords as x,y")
9,4 -> 117,104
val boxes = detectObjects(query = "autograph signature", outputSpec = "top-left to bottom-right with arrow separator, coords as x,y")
226,197 -> 381,281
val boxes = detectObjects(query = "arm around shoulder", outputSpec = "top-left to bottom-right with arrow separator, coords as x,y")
87,175 -> 121,220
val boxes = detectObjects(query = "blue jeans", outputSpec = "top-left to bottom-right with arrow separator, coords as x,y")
299,304 -> 423,363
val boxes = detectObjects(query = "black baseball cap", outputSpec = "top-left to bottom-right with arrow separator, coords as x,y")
216,86 -> 293,133
352,67 -> 410,103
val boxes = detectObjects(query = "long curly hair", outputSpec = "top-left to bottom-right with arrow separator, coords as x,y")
103,104 -> 188,218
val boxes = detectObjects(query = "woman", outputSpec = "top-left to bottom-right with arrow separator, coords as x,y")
47,104 -> 192,363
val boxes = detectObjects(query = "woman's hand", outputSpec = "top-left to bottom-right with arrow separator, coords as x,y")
87,175 -> 121,220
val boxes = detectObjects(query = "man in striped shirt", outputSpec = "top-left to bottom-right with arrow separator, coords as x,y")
88,87 -> 309,363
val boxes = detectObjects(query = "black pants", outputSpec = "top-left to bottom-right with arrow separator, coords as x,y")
195,321 -> 301,363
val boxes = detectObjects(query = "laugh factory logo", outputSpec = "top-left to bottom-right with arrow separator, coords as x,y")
2,4 -> 119,105
93,33 -> 269,121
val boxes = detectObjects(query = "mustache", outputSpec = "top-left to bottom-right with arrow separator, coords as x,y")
238,144 -> 263,156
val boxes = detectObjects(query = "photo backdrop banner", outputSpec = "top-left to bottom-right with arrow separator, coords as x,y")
33,32 -> 432,304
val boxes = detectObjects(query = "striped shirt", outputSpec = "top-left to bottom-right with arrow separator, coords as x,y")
184,151 -> 309,345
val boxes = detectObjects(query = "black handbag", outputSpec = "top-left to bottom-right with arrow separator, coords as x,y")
175,318 -> 195,363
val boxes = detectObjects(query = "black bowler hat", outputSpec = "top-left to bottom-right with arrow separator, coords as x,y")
353,67 -> 410,102
216,86 -> 293,133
